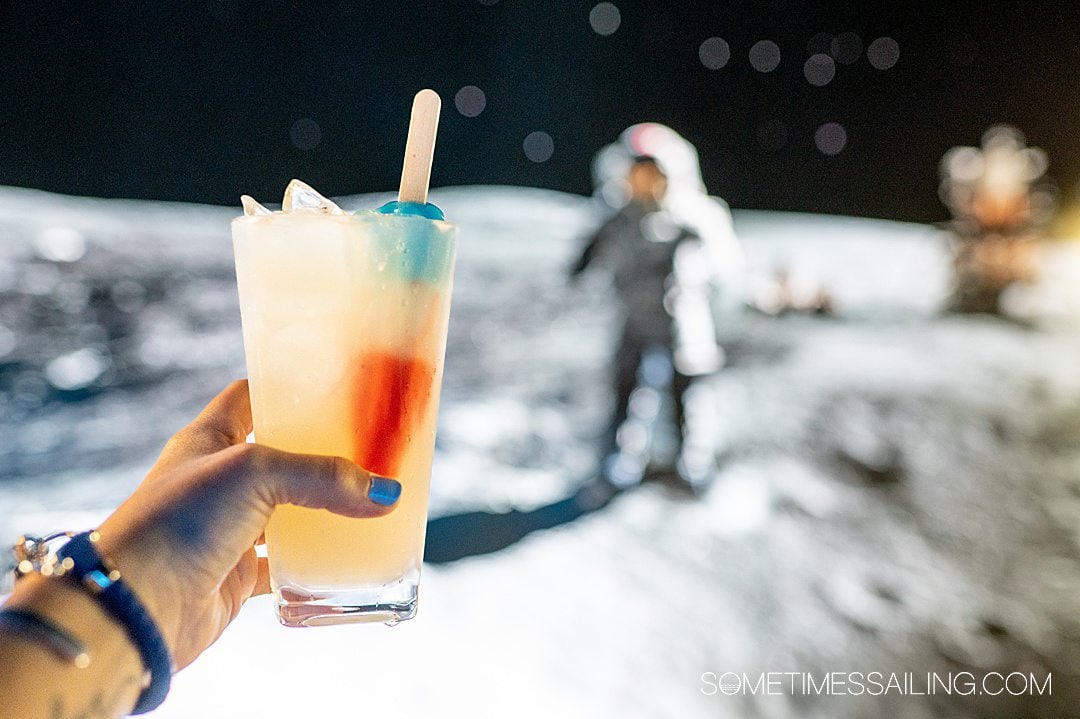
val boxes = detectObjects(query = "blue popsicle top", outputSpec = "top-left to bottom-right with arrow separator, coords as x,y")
363,200 -> 453,283
375,200 -> 446,221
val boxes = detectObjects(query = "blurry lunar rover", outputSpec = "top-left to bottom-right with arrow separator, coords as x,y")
939,125 -> 1055,314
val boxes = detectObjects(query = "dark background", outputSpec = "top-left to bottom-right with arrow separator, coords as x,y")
0,0 -> 1076,222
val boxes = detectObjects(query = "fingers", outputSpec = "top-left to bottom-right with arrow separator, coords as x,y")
215,443 -> 401,520
233,547 -> 259,609
252,557 -> 271,597
165,380 -> 254,460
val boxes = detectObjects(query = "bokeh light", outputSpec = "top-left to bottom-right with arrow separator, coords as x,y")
815,122 -> 848,155
44,347 -> 109,391
523,131 -> 554,163
749,40 -> 781,73
804,53 -> 836,86
289,118 -> 322,151
454,86 -> 487,118
33,226 -> 86,263
589,3 -> 621,36
867,37 -> 900,70
698,37 -> 730,70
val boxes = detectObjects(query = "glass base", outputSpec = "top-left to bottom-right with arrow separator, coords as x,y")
275,577 -> 418,628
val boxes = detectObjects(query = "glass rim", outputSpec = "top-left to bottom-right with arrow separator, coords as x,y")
231,212 -> 455,231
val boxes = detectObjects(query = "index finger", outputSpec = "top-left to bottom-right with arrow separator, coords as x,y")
163,380 -> 254,460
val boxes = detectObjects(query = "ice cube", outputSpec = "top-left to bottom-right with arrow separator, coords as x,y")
241,195 -> 272,216
281,179 -> 345,215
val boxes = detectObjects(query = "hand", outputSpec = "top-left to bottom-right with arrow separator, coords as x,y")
94,380 -> 400,670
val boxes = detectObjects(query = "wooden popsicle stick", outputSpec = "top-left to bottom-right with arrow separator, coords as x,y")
398,89 -> 442,205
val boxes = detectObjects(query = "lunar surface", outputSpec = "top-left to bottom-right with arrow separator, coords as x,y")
2,185 -> 1080,717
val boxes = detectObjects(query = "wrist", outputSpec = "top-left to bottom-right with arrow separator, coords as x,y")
93,522 -> 183,656
50,530 -> 176,714
9,572 -> 140,655
5,573 -> 145,715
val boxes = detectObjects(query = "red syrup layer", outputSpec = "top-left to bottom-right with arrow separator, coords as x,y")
351,351 -> 436,478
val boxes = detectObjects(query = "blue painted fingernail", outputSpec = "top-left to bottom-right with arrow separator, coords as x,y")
368,477 -> 402,506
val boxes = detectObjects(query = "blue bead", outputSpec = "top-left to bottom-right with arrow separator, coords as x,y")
87,569 -> 112,590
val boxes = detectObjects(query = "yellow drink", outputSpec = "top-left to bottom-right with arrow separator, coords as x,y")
232,209 -> 456,626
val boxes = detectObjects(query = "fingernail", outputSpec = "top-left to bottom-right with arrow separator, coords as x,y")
368,477 -> 402,506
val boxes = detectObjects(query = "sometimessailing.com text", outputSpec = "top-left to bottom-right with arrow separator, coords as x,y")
701,671 -> 1051,698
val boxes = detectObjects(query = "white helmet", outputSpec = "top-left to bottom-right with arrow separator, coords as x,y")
592,123 -> 742,281
591,123 -> 707,208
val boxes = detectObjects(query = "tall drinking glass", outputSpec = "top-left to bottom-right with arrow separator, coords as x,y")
232,209 -> 456,626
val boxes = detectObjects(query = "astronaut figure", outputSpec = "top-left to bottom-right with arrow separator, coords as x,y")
570,124 -> 741,488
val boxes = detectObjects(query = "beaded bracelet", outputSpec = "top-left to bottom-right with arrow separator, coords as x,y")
56,531 -> 173,714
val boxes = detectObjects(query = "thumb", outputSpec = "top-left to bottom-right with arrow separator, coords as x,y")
213,444 -> 401,519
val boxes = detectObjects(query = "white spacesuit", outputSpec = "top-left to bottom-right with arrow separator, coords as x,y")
573,123 -> 742,484
590,123 -> 742,376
